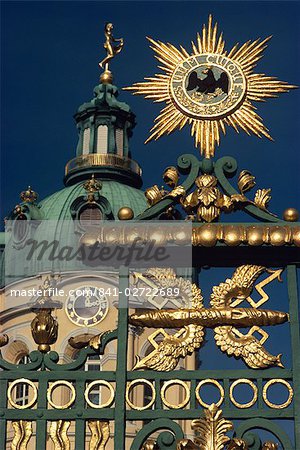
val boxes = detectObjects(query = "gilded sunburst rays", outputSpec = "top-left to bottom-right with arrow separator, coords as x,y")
125,15 -> 296,157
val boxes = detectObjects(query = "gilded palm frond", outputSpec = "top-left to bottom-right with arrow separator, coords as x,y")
210,265 -> 266,308
211,265 -> 284,369
192,404 -> 233,450
133,325 -> 205,371
214,325 -> 283,369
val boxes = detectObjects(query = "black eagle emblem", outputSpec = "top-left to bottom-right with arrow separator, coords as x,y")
187,68 -> 229,94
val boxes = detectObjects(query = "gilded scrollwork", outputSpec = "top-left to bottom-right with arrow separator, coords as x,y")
262,443 -> 278,450
0,334 -> 9,348
227,439 -> 249,450
68,330 -> 112,351
144,163 -> 277,222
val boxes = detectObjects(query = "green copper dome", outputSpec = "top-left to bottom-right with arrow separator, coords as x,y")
2,62 -> 148,286
39,180 -> 147,219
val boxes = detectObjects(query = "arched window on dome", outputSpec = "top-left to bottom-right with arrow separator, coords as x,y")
79,205 -> 103,229
96,125 -> 108,154
82,128 -> 91,155
13,214 -> 28,242
115,128 -> 123,156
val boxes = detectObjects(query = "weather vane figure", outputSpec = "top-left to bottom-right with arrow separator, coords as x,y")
99,22 -> 124,83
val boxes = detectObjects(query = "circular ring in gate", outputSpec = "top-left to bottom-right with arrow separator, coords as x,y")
263,379 -> 293,409
8,378 -> 38,409
161,379 -> 190,409
195,379 -> 224,408
47,380 -> 76,409
85,380 -> 115,409
230,379 -> 258,408
126,379 -> 156,410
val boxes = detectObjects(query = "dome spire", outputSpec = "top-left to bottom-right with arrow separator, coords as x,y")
64,23 -> 142,188
99,22 -> 124,84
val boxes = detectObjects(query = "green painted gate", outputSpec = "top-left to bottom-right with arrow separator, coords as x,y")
0,155 -> 299,450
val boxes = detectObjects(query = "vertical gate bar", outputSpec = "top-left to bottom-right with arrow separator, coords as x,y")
36,419 -> 47,450
114,266 -> 129,449
190,379 -> 196,410
0,379 -> 7,449
75,379 -> 85,449
75,419 -> 86,449
223,378 -> 230,409
287,264 -> 300,448
155,377 -> 162,410
36,377 -> 48,450
257,378 -> 263,410
0,419 -> 6,450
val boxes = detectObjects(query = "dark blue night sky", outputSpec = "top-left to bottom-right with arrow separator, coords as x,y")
1,1 -> 300,221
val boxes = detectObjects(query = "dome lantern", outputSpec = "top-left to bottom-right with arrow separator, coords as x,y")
64,23 -> 142,189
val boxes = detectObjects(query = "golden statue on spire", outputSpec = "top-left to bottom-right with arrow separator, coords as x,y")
99,22 -> 124,83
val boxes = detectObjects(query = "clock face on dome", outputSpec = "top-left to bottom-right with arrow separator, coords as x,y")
65,285 -> 109,327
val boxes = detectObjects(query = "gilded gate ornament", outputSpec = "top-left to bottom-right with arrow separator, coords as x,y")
30,276 -> 62,353
129,266 -> 288,370
145,164 -> 276,222
126,15 -> 296,157
88,420 -> 110,450
49,420 -> 71,450
131,268 -> 205,371
11,421 -> 33,450
176,404 -> 279,449
177,404 -> 237,450
0,333 -> 8,347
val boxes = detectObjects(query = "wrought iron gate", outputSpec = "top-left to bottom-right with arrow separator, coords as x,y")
1,155 -> 300,449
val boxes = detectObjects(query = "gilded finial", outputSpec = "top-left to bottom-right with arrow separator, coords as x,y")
99,22 -> 124,84
20,186 -> 38,203
30,275 -> 62,353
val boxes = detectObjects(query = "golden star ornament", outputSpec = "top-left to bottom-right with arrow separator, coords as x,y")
125,15 -> 296,158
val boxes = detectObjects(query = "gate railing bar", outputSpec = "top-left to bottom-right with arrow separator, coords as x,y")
287,264 -> 300,448
114,266 -> 129,449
